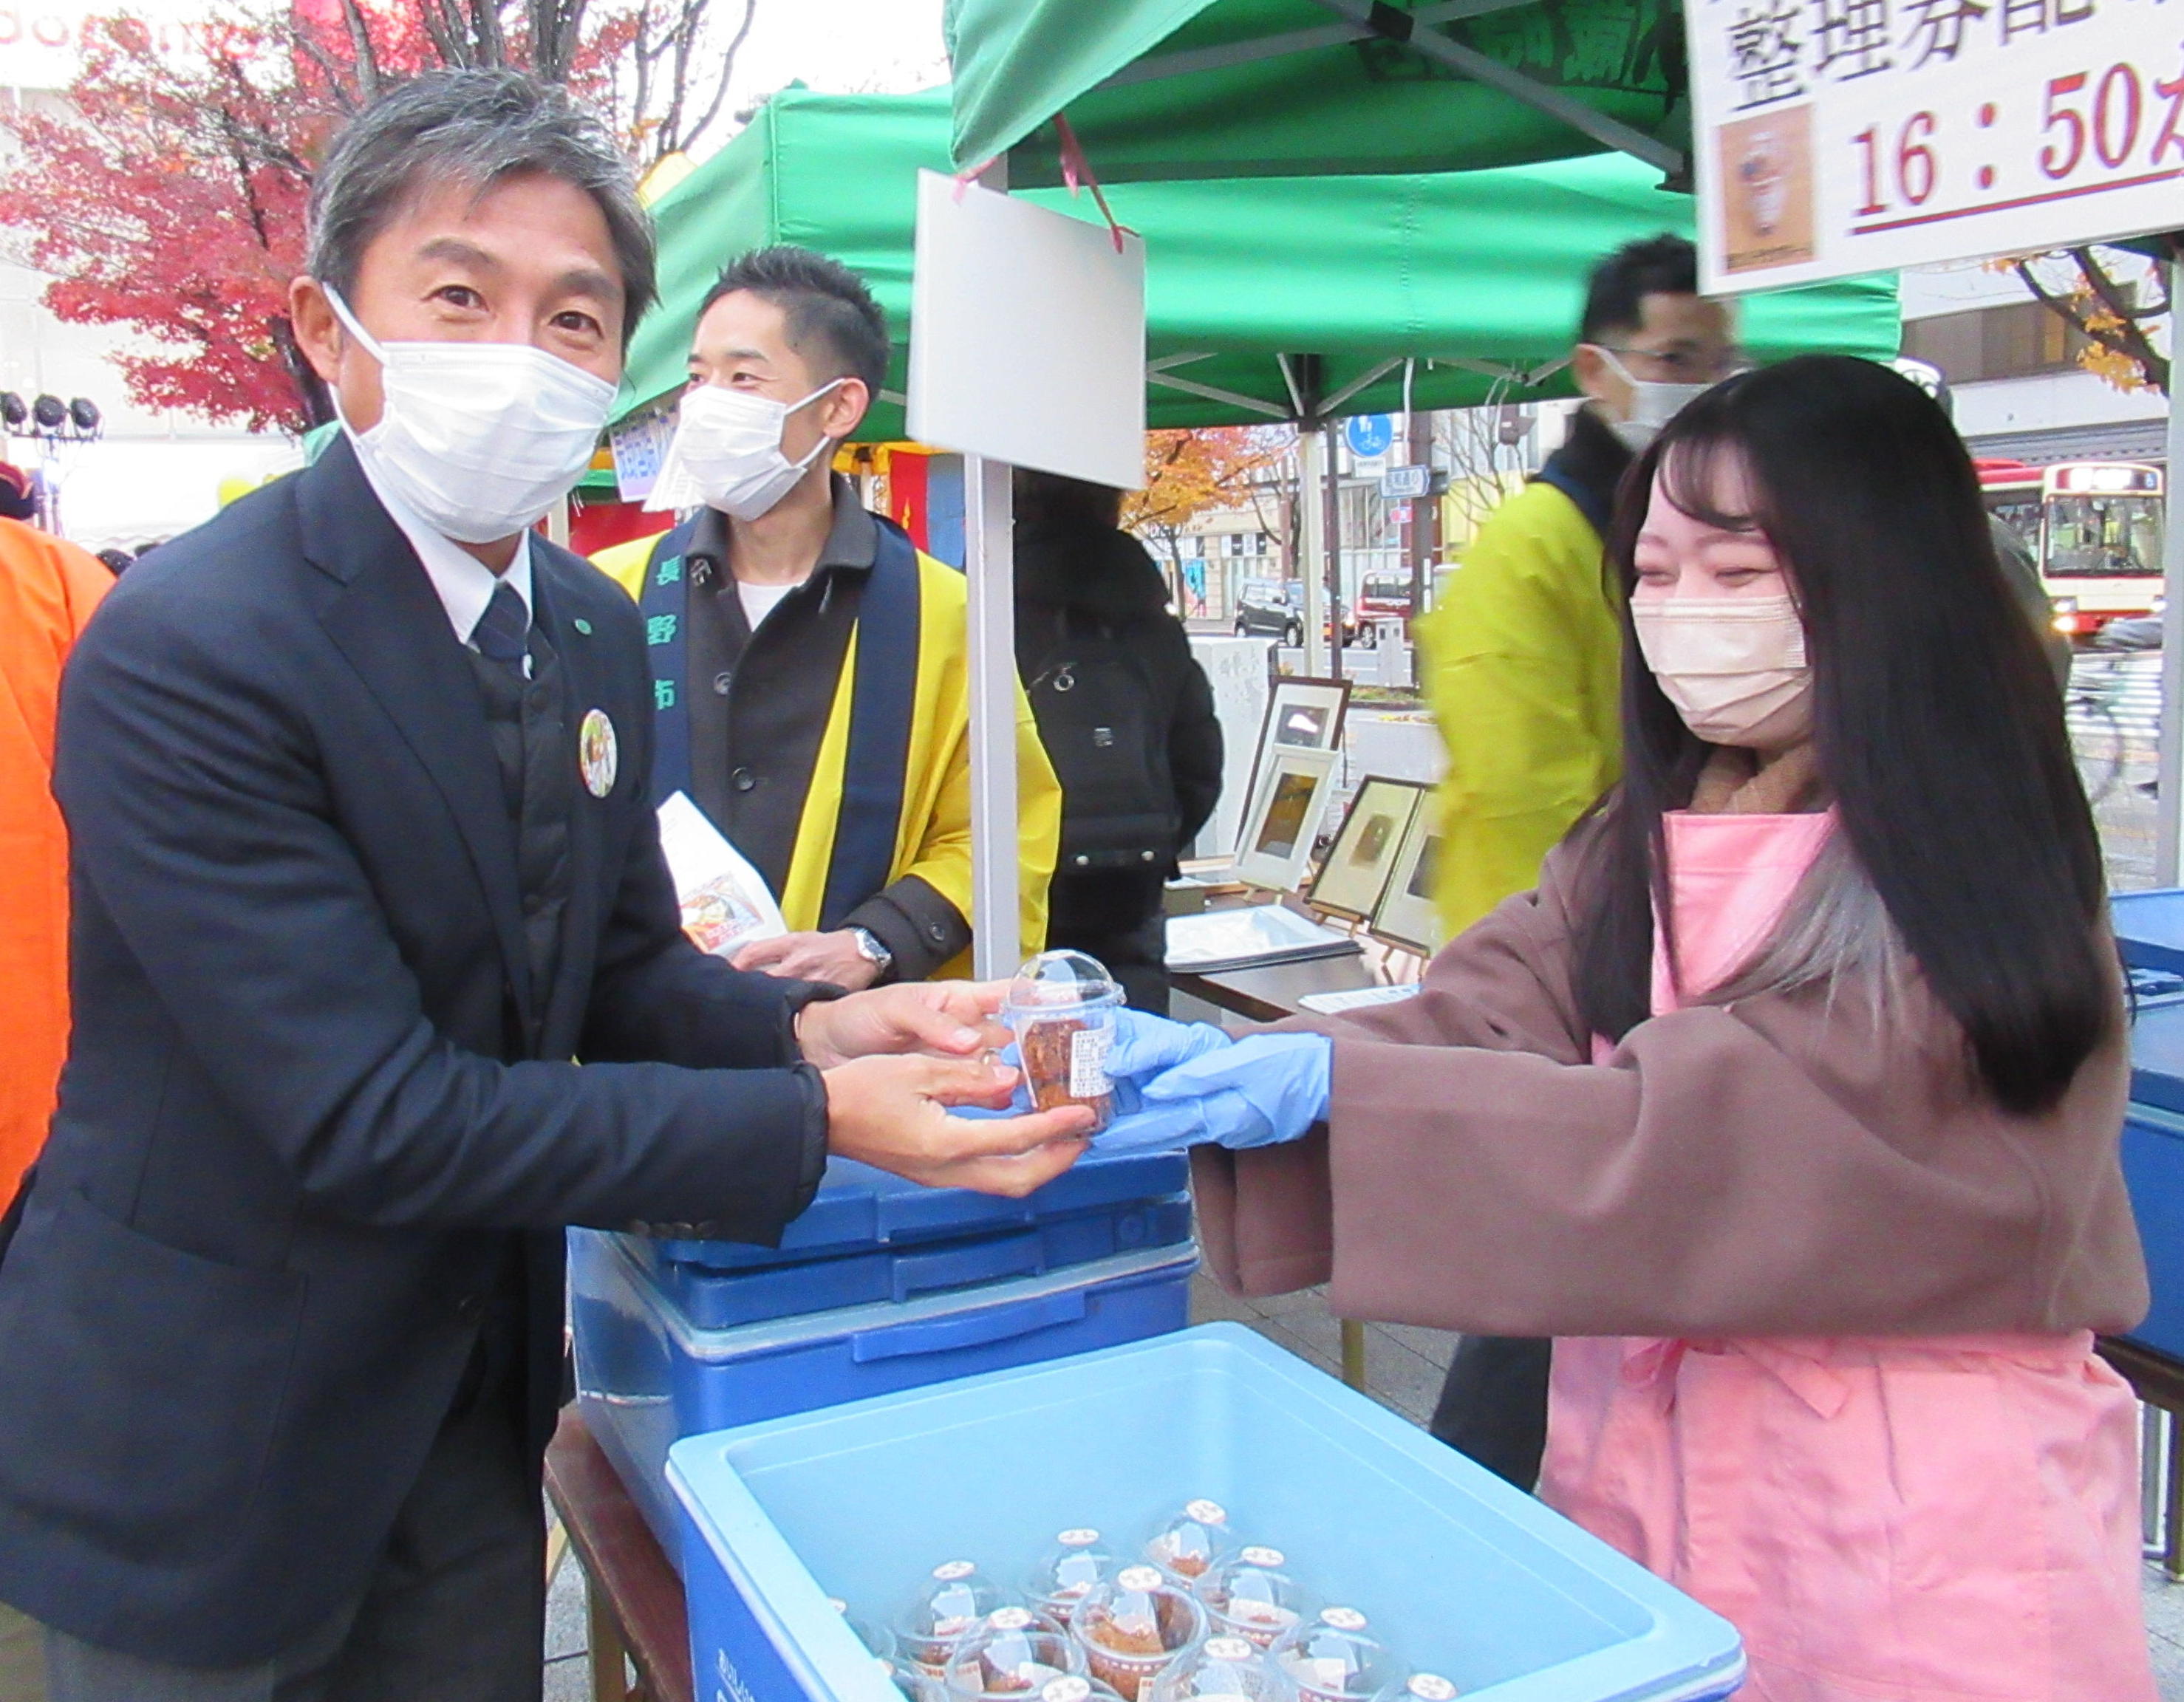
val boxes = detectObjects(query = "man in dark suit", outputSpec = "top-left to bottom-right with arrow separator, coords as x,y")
0,72 -> 1090,1701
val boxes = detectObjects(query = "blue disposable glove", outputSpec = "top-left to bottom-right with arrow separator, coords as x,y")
1091,1032 -> 1333,1155
1105,1008 -> 1234,1081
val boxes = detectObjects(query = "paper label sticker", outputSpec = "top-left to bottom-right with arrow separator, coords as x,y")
1068,1025 -> 1111,1099
1059,1528 -> 1102,1546
1407,1678 -> 1458,1701
1117,1565 -> 1164,1593
1320,1607 -> 1368,1632
932,1560 -> 976,1581
1185,1499 -> 1227,1526
1204,1638 -> 1255,1663
1239,1546 -> 1285,1568
989,1608 -> 1034,1631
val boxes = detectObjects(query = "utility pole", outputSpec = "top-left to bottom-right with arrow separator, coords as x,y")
1324,420 -> 1345,683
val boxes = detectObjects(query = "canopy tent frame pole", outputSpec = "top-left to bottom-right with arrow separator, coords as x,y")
1310,0 -> 1685,177
1301,427 -> 1331,677
2156,252 -> 2184,884
963,158 -> 1022,980
1147,369 -> 1295,417
1099,0 -> 1540,89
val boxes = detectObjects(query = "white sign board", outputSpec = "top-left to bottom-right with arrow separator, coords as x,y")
1187,635 -> 1274,859
1688,0 -> 2184,292
609,400 -> 676,502
907,171 -> 1147,489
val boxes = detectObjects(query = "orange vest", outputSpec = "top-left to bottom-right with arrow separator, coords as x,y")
0,519 -> 110,1197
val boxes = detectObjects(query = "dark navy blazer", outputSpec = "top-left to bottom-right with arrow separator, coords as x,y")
0,439 -> 829,1664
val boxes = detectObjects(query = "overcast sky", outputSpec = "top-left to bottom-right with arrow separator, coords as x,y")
717,0 -> 949,137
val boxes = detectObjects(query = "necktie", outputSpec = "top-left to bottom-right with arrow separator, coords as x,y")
472,579 -> 529,674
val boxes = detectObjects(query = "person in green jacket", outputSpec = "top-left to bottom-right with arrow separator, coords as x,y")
1412,234 -> 1738,1491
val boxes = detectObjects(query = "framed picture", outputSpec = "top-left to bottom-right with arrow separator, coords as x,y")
1232,746 -> 1341,894
1306,776 -> 1430,922
1371,800 -> 1446,955
1232,676 -> 1349,859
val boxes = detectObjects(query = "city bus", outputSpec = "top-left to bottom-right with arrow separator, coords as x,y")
1977,459 -> 2165,639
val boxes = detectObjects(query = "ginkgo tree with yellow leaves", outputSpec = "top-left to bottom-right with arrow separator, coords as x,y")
1122,426 -> 1283,602
2000,247 -> 2171,395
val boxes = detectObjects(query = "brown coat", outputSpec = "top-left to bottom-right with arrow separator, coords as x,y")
1192,828 -> 2147,1340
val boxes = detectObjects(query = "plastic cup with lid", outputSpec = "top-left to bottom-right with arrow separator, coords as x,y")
944,1607 -> 1086,1701
831,1596 -> 898,1664
898,1561 -> 1013,1674
1028,1527 -> 1118,1626
1192,1546 -> 1314,1650
1144,1499 -> 1237,1583
1145,1635 -> 1285,1702
1068,1565 -> 1209,1702
1041,1675 -> 1129,1702
1373,1675 -> 1458,1702
1001,951 -> 1125,1129
1269,1608 -> 1405,1702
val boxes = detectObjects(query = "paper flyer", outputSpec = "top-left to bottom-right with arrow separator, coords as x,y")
655,790 -> 787,957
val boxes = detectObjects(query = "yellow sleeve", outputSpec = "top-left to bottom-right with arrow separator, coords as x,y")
589,533 -> 660,601
1417,484 -> 1623,941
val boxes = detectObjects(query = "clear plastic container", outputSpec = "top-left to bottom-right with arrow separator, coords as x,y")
945,1607 -> 1088,1700
1002,951 -> 1125,1128
1374,1675 -> 1458,1702
833,1596 -> 899,1664
1144,1499 -> 1235,1583
1069,1565 -> 1207,1702
1145,1635 -> 1285,1702
1269,1608 -> 1405,1702
1192,1546 -> 1313,1650
1028,1527 -> 1117,1626
1040,1678 -> 1129,1702
898,1561 -> 1012,1675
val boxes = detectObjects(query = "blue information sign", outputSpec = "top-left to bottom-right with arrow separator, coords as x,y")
1344,414 -> 1394,458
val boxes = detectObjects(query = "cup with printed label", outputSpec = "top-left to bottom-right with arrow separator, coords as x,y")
1003,951 -> 1125,1131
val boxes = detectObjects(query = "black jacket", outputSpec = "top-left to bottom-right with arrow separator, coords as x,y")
0,440 -> 829,1664
1014,522 -> 1224,864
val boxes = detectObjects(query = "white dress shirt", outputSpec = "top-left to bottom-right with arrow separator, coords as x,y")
347,428 -> 533,652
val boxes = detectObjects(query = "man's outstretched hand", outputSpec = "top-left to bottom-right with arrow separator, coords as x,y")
795,981 -> 1010,1070
822,1054 -> 1093,1196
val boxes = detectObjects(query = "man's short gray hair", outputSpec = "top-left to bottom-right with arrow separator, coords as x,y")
306,69 -> 657,344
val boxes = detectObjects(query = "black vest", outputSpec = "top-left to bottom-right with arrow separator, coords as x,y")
465,637 -> 574,1056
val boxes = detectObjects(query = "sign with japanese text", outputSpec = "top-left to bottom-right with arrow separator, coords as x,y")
1688,0 -> 2184,290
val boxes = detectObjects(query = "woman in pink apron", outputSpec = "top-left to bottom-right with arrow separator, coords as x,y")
1104,355 -> 2154,1698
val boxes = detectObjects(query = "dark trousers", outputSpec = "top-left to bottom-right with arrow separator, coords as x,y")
42,1361 -> 544,1702
1048,871 -> 1170,1016
1429,1336 -> 1553,1491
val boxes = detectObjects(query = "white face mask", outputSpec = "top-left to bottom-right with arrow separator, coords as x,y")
645,379 -> 845,519
1631,593 -> 1812,746
324,286 -> 618,545
1595,347 -> 1713,452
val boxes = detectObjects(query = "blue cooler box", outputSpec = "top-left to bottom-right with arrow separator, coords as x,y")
571,1152 -> 1196,1551
2126,991 -> 2184,1359
668,1326 -> 1745,1702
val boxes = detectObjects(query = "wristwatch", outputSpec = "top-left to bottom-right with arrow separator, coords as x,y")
847,926 -> 894,978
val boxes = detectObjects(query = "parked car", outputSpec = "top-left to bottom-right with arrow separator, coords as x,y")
1357,573 -> 1415,627
1233,582 -> 1362,646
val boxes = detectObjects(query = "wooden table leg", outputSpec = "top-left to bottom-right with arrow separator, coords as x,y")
590,1579 -> 635,1701
1340,1319 -> 1368,1392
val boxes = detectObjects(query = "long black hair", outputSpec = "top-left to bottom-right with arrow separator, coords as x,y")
1570,354 -> 2111,1114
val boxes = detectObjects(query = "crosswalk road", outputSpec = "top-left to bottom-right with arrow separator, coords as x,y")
2069,652 -> 2163,742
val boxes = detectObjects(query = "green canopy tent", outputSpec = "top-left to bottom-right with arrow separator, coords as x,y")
943,0 -> 1690,188
618,86 -> 1894,436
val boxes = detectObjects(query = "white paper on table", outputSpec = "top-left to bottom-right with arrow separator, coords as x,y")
655,790 -> 787,957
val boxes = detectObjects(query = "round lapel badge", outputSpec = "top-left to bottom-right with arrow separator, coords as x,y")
578,708 -> 618,799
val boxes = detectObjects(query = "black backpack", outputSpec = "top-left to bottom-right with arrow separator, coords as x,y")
1022,606 -> 1180,873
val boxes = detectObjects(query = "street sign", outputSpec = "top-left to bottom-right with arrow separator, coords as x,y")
1345,414 -> 1394,458
1380,465 -> 1433,499
1686,0 -> 2184,291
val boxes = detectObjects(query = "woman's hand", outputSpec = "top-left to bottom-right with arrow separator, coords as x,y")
1091,1033 -> 1334,1154
822,1053 -> 1094,1195
795,982 -> 1010,1070
1106,1009 -> 1234,1080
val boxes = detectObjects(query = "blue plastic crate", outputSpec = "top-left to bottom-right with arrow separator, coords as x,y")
2113,890 -> 2184,976
669,1326 -> 1744,1702
572,1231 -> 1195,1554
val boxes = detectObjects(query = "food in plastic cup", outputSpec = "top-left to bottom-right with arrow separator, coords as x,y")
833,1596 -> 899,1664
1269,1608 -> 1404,1702
1375,1676 -> 1458,1702
1070,1565 -> 1208,1702
1144,1499 -> 1234,1582
1028,1527 -> 1116,1627
1146,1635 -> 1285,1702
1003,951 -> 1125,1129
898,1561 -> 1011,1675
945,1609 -> 1087,1700
1192,1547 -> 1313,1650
1041,1678 -> 1128,1702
